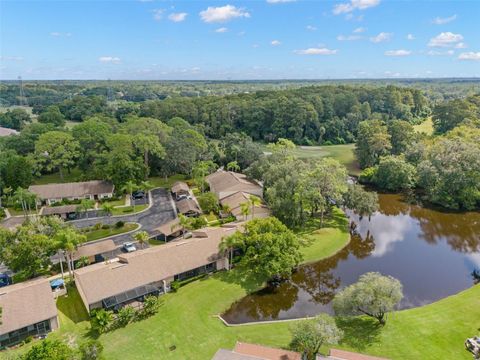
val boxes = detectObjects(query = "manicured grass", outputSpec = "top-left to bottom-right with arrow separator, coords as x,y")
148,238 -> 166,246
84,223 -> 139,241
261,144 -> 360,176
297,207 -> 350,264
148,174 -> 190,189
110,204 -> 148,216
413,117 -> 434,135
32,168 -> 84,185
2,208 -> 476,360
5,208 -> 37,216
101,196 -> 126,207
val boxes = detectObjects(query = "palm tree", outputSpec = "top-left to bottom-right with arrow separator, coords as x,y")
122,180 -> 138,212
221,203 -> 232,218
240,202 -> 251,221
171,214 -> 191,240
134,231 -> 150,249
101,203 -> 114,217
141,180 -> 154,193
219,233 -> 241,270
78,198 -> 95,219
3,186 -> 13,207
249,195 -> 261,219
75,256 -> 90,269
226,161 -> 240,172
13,187 -> 31,219
55,227 -> 86,279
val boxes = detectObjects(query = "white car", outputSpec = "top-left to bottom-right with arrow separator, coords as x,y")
122,242 -> 137,253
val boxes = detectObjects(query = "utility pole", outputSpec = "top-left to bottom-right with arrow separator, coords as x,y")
18,76 -> 28,106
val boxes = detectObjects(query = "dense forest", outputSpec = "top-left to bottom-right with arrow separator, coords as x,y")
0,80 -> 479,211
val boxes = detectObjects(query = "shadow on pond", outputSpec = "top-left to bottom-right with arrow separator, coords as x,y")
222,193 -> 480,324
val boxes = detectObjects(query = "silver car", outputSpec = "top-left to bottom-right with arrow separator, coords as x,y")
122,242 -> 137,253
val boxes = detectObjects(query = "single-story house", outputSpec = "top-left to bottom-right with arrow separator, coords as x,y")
212,342 -> 301,360
73,239 -> 117,263
151,219 -> 183,242
40,204 -> 78,220
177,198 -> 202,217
0,278 -> 59,349
0,127 -> 19,137
206,171 -> 264,201
171,181 -> 190,200
74,225 -> 238,313
220,192 -> 271,221
29,180 -> 114,205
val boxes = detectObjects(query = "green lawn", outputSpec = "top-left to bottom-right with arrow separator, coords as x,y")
84,223 -> 139,241
32,168 -> 84,185
261,144 -> 360,176
1,208 -> 476,360
101,196 -> 126,207
148,174 -> 190,189
297,207 -> 350,263
110,204 -> 148,216
413,117 -> 434,135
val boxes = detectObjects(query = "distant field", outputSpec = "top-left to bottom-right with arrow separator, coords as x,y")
413,117 -> 434,135
261,143 -> 360,176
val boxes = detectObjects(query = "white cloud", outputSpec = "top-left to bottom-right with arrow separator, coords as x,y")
384,49 -> 412,57
370,32 -> 392,43
454,42 -> 467,49
168,12 -> 187,22
266,0 -> 296,3
406,34 -> 415,40
199,5 -> 250,23
271,40 -> 281,46
98,56 -> 121,64
152,9 -> 164,21
295,47 -> 338,55
431,14 -> 457,25
428,32 -> 463,47
458,52 -> 480,61
333,0 -> 380,15
306,25 -> 317,31
337,34 -> 362,41
426,49 -> 454,56
215,27 -> 228,33
353,27 -> 366,33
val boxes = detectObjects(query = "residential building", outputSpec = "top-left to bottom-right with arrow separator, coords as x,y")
212,342 -> 301,360
73,239 -> 117,263
40,204 -> 78,219
0,278 -> 59,349
206,171 -> 263,200
220,192 -> 270,221
74,225 -> 238,313
151,219 -> 183,242
177,198 -> 202,217
0,127 -> 19,137
29,180 -> 114,205
171,181 -> 190,200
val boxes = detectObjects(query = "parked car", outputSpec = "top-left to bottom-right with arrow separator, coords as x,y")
0,273 -> 12,288
122,242 -> 137,253
132,190 -> 145,200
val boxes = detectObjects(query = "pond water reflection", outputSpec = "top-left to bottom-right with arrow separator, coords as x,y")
222,194 -> 480,324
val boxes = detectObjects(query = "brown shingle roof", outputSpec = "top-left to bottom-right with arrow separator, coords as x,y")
29,180 -> 114,200
0,127 -> 19,137
220,192 -> 271,220
233,342 -> 302,360
177,198 -> 201,215
74,226 -> 237,306
171,181 -> 190,194
73,239 -> 117,261
0,278 -> 57,335
206,171 -> 262,200
41,205 -> 78,216
212,349 -> 263,360
153,219 -> 181,237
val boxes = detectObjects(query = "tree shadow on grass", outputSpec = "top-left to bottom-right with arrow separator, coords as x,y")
336,317 -> 382,351
57,286 -> 90,324
214,267 -> 267,293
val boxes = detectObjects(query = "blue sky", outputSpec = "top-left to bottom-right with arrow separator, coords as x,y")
1,0 -> 479,80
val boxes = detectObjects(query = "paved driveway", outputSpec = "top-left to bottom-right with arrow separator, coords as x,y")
71,188 -> 177,246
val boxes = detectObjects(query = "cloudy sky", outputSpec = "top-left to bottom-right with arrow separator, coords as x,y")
1,0 -> 479,80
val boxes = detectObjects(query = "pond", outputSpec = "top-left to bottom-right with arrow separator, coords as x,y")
222,194 -> 480,324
